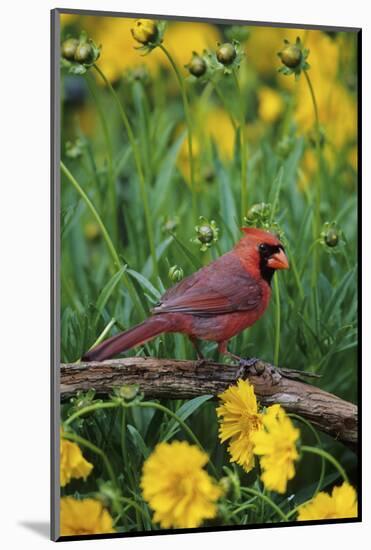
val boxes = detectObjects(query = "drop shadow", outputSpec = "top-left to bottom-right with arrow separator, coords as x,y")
18,521 -> 50,539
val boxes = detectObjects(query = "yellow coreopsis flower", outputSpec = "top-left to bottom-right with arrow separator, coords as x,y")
251,404 -> 299,493
297,482 -> 358,521
60,497 -> 115,536
141,441 -> 222,528
60,432 -> 93,487
217,379 -> 262,472
258,86 -> 284,124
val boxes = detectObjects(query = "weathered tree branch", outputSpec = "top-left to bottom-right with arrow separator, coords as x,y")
60,357 -> 357,450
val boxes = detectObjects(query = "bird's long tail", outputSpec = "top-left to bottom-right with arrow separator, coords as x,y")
82,316 -> 171,362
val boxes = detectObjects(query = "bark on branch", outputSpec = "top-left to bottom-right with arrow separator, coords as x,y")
60,357 -> 357,450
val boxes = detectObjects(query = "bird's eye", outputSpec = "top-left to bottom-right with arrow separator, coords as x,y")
259,243 -> 268,254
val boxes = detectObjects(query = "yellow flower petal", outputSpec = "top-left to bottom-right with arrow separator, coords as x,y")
217,379 -> 262,472
298,482 -> 358,521
251,404 -> 299,493
141,441 -> 221,528
60,497 -> 115,536
60,432 -> 93,487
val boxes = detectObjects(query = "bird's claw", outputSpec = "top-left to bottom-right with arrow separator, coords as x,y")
236,357 -> 277,380
236,357 -> 282,385
238,357 -> 260,370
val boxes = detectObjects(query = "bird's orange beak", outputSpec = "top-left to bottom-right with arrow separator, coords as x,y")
267,248 -> 289,270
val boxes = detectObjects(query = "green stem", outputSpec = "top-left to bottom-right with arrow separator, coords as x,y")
231,502 -> 257,516
121,407 -> 142,529
62,431 -> 121,515
85,74 -> 117,246
304,71 -> 322,288
64,401 -> 119,427
288,414 -> 325,497
273,275 -> 281,366
232,70 -> 247,219
138,401 -> 218,477
118,496 -> 148,519
61,161 -> 120,267
289,253 -> 305,300
159,44 -> 197,222
241,487 -> 288,521
299,240 -> 319,279
93,64 -> 159,280
61,162 -> 145,317
301,445 -> 348,483
304,71 -> 319,129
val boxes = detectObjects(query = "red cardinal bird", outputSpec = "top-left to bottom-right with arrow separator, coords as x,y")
82,228 -> 289,362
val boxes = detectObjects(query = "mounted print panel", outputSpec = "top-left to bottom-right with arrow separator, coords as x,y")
51,8 -> 361,541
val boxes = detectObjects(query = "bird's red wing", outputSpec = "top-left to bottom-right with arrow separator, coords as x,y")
153,254 -> 262,317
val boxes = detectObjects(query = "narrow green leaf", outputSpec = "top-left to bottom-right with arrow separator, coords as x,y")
323,268 -> 355,322
94,265 -> 127,324
127,268 -> 161,301
153,132 -> 186,216
127,424 -> 150,459
162,395 -> 213,441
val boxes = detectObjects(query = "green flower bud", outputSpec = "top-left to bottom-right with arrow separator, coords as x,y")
61,32 -> 101,75
188,54 -> 207,77
114,384 -> 140,402
324,228 -> 339,248
74,42 -> 94,64
219,476 -> 232,495
168,265 -> 184,283
320,222 -> 344,252
277,37 -> 310,80
280,44 -> 302,68
192,217 -> 220,252
197,224 -> 214,244
216,43 -> 237,65
65,137 -> 85,159
162,216 -> 179,234
245,202 -> 272,224
69,389 -> 98,413
97,480 -> 122,509
131,19 -> 158,45
61,38 -> 79,60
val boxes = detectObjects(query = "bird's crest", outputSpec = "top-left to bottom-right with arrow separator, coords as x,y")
240,227 -> 281,246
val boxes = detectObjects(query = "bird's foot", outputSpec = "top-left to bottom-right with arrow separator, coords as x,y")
236,357 -> 282,385
238,356 -> 261,370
